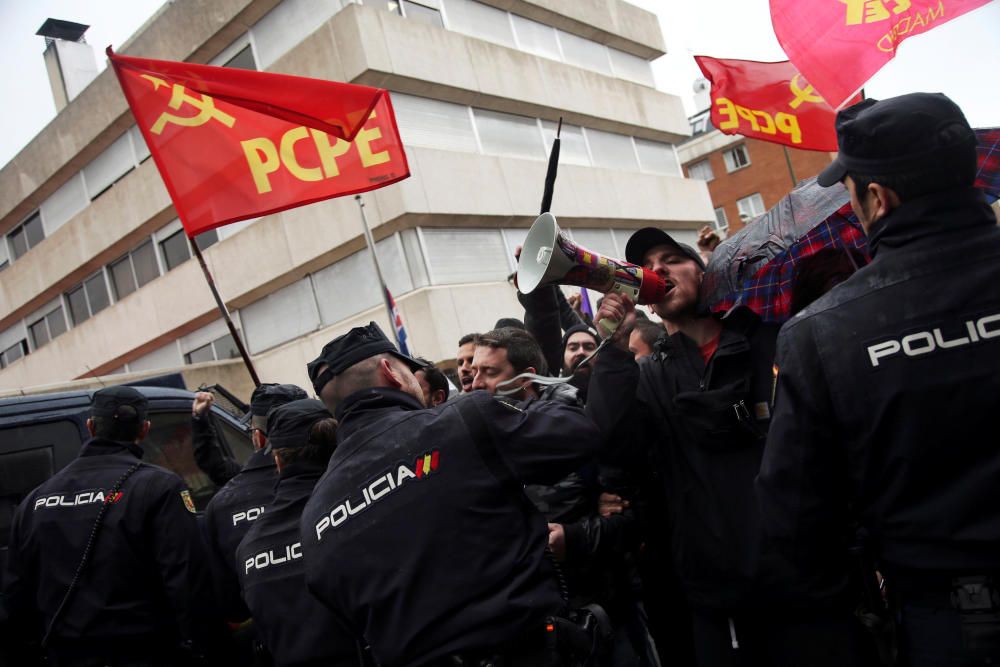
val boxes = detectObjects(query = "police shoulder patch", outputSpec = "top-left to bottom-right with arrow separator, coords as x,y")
180,489 -> 196,514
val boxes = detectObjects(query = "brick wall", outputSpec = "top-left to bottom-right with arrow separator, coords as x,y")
684,138 -> 835,234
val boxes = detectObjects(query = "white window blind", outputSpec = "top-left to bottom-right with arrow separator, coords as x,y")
401,229 -> 430,288
510,14 -> 561,61
585,129 -> 638,170
687,160 -> 714,181
737,193 -> 766,221
420,229 -> 510,284
569,229 -> 617,260
557,30 -> 612,75
313,252 -> 381,325
714,208 -> 729,233
83,132 -> 135,199
541,121 -> 590,166
393,94 -> 477,152
473,109 -> 544,160
128,125 -> 150,163
312,235 -> 413,327
634,138 -> 679,176
40,173 -> 88,234
441,0 -> 515,48
242,278 -> 320,353
129,343 -> 183,372
252,0 -> 344,69
608,48 -> 654,86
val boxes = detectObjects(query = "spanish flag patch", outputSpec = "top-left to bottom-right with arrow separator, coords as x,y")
180,490 -> 196,514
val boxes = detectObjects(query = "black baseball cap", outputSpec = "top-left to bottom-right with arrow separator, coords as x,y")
625,228 -> 706,270
817,93 -> 976,188
91,386 -> 148,422
266,399 -> 333,450
250,383 -> 308,417
307,322 -> 427,395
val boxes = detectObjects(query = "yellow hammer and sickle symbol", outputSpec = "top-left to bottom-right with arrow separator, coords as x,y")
141,74 -> 237,135
788,74 -> 826,109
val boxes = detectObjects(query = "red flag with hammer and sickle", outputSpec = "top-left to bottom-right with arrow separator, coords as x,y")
107,48 -> 410,238
770,0 -> 992,110
695,56 -> 858,152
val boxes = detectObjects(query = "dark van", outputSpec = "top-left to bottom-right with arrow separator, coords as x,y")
0,385 -> 253,579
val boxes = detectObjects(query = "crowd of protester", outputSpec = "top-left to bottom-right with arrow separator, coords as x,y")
2,92 -> 999,667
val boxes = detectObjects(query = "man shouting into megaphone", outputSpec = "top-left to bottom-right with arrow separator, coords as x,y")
586,227 -> 872,666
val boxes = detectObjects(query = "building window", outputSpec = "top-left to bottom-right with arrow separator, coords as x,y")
28,306 -> 67,350
184,333 -> 239,364
472,108 -> 545,160
7,211 -> 45,261
736,193 -> 766,223
223,45 -> 256,70
109,239 -> 160,300
67,273 -> 111,326
723,145 -> 751,172
401,0 -> 443,26
687,159 -> 714,182
713,207 -> 729,234
158,229 -> 218,271
0,340 -> 27,369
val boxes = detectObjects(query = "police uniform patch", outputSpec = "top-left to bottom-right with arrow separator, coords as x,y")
180,490 -> 196,514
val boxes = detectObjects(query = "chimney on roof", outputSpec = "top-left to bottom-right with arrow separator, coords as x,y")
692,78 -> 711,114
36,19 -> 98,112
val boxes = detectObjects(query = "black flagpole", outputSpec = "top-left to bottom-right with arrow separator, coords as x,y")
189,237 -> 261,387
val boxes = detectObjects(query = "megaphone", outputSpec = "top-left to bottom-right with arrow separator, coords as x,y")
517,213 -> 666,305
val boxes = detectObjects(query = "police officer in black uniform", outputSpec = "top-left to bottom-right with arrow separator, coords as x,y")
757,93 -> 1000,666
203,383 -> 307,623
0,386 -> 228,665
299,322 -> 603,667
237,398 -> 361,667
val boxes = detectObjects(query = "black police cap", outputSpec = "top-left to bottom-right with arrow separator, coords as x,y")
818,92 -> 976,187
625,227 -> 705,270
250,383 -> 309,417
266,399 -> 333,450
91,385 -> 148,422
307,322 -> 427,395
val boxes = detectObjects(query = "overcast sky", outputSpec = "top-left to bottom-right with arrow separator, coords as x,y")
1,0 -> 997,168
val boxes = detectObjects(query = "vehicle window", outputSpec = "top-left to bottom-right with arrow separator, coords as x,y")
0,420 -> 81,549
215,415 -> 253,466
0,447 -> 57,549
142,412 -> 217,511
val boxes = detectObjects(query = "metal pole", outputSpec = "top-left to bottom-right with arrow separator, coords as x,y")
354,195 -> 400,347
782,145 -> 798,187
189,237 -> 261,387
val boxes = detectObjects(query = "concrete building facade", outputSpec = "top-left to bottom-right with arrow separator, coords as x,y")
0,0 -> 712,399
678,108 -> 834,236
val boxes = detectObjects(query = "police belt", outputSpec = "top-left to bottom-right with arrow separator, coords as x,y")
429,623 -> 551,667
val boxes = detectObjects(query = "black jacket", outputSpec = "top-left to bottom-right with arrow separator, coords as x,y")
202,448 -> 277,621
2,438 -> 225,656
757,188 -> 1000,601
300,388 -> 601,667
237,460 -> 359,667
587,309 -> 780,610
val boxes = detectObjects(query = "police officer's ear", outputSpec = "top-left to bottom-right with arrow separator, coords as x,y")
86,417 -> 97,437
251,429 -> 267,450
377,358 -> 404,390
863,182 -> 899,225
136,420 -> 152,443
